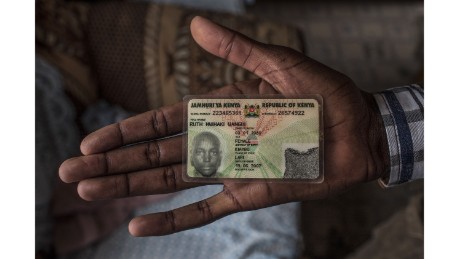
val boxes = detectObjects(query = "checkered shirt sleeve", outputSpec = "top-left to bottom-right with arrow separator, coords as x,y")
373,84 -> 424,187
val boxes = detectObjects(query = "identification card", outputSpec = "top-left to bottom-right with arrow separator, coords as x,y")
183,96 -> 323,182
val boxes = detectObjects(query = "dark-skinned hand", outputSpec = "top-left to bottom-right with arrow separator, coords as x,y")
59,16 -> 389,237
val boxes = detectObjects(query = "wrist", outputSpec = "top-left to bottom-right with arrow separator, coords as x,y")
362,91 -> 390,181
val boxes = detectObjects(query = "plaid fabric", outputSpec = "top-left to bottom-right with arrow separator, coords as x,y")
374,84 -> 424,187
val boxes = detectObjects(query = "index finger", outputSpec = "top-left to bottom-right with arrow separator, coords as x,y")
81,103 -> 183,155
81,79 -> 276,155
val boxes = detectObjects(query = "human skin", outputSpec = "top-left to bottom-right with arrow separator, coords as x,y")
191,132 -> 222,177
59,16 -> 389,237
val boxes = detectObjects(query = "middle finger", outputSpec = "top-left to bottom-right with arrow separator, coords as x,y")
77,164 -> 202,201
59,135 -> 182,183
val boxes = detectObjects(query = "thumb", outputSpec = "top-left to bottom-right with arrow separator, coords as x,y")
190,16 -> 345,95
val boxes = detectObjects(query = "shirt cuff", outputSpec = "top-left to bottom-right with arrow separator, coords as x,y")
373,84 -> 424,187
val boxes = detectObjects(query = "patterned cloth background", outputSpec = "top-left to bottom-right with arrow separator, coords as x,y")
36,0 -> 303,113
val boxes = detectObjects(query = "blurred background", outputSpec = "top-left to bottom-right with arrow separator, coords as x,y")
36,0 -> 423,258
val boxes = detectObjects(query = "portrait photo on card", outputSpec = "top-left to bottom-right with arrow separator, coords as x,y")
189,131 -> 225,177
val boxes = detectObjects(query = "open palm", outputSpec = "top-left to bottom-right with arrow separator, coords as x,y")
59,17 -> 388,236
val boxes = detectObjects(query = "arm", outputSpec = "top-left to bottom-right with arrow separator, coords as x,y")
59,16 -> 420,236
